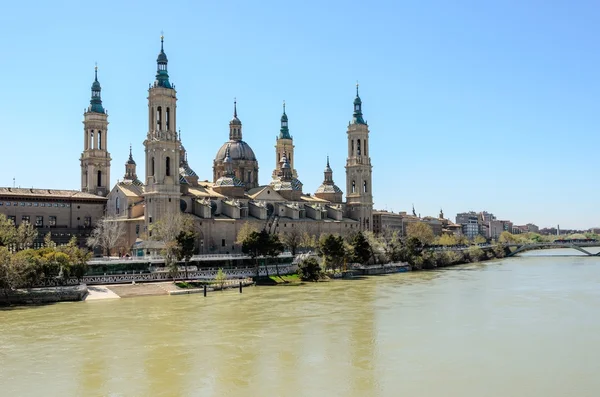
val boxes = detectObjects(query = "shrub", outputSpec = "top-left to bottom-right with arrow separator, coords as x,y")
298,257 -> 323,282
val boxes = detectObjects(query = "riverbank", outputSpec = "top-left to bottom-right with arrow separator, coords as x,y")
0,285 -> 88,306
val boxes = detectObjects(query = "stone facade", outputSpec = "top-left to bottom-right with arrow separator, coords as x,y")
0,188 -> 106,247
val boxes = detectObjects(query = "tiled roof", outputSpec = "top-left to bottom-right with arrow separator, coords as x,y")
118,183 -> 144,197
0,187 -> 107,200
315,183 -> 342,194
187,186 -> 225,199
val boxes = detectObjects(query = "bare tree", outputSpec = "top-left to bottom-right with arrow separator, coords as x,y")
281,228 -> 302,255
149,211 -> 196,274
87,216 -> 126,256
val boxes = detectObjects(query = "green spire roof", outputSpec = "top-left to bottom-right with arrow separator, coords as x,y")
279,100 -> 291,139
89,65 -> 105,114
155,34 -> 171,89
352,83 -> 366,125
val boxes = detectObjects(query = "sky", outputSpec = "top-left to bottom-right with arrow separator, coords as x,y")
0,0 -> 598,229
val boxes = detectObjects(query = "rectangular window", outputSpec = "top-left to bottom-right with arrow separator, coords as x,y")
221,239 -> 226,247
35,216 -> 43,227
0,202 -> 2,206
12,202 -> 17,206
20,202 -> 25,207
8,216 -> 16,225
61,203 -> 66,207
4,202 -> 9,206
27,202 -> 32,206
21,216 -> 30,224
66,203 -> 70,208
49,216 -> 57,227
40,203 -> 45,207
84,217 -> 91,228
54,203 -> 58,207
34,203 -> 38,207
135,225 -> 140,235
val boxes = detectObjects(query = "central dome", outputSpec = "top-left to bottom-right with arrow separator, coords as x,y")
214,140 -> 257,162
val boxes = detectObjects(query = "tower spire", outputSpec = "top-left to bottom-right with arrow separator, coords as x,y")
279,100 -> 291,139
89,64 -> 104,114
229,98 -> 242,140
155,33 -> 171,88
352,82 -> 365,125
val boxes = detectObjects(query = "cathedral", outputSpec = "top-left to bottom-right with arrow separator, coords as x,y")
88,36 -> 375,254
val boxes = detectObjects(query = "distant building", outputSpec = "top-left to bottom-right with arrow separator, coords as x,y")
456,212 -> 481,239
0,187 -> 106,247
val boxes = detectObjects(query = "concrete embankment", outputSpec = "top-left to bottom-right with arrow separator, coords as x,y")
0,285 -> 88,305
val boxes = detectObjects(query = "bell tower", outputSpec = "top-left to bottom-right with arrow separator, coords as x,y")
272,101 -> 297,179
345,84 -> 373,231
143,35 -> 181,229
81,65 -> 111,196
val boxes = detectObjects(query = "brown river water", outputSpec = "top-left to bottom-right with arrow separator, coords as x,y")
1,249 -> 600,396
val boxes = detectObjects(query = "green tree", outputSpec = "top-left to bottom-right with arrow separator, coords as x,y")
350,232 -> 371,264
15,222 -> 38,251
215,268 -> 227,290
437,234 -> 458,246
467,246 -> 485,262
242,230 -> 270,278
498,231 -> 517,244
406,222 -> 435,245
318,234 -> 345,271
473,235 -> 487,245
0,214 -> 16,248
176,229 -> 197,281
266,233 -> 285,278
297,257 -> 323,281
0,246 -> 21,302
56,237 -> 90,282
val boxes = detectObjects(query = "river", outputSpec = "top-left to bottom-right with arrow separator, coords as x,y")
1,251 -> 600,396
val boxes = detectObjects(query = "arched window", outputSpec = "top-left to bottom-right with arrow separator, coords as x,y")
364,140 -> 367,156
98,131 -> 102,150
90,131 -> 94,149
352,180 -> 356,193
351,140 -> 354,156
157,107 -> 162,130
166,108 -> 170,131
363,181 -> 368,193
97,170 -> 102,187
116,196 -> 120,214
166,156 -> 171,176
357,139 -> 361,156
151,157 -> 155,176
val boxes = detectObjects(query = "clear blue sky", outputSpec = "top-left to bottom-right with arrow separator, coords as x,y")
1,0 -> 598,229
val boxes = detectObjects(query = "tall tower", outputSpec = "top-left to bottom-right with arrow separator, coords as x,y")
272,101 -> 297,178
80,65 -> 111,196
143,35 -> 181,229
345,84 -> 373,231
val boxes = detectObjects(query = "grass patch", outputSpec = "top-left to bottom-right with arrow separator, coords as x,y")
175,281 -> 210,289
254,274 -> 302,285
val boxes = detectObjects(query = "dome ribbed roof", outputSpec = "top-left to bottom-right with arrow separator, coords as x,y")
215,140 -> 257,162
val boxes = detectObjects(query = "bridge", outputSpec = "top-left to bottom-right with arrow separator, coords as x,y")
505,242 -> 600,257
426,241 -> 600,257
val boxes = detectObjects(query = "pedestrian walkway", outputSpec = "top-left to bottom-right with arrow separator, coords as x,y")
85,285 -> 121,301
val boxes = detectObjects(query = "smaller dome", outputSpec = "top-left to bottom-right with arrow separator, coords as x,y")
230,116 -> 242,126
91,80 -> 101,91
127,157 -> 136,165
157,50 -> 168,63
